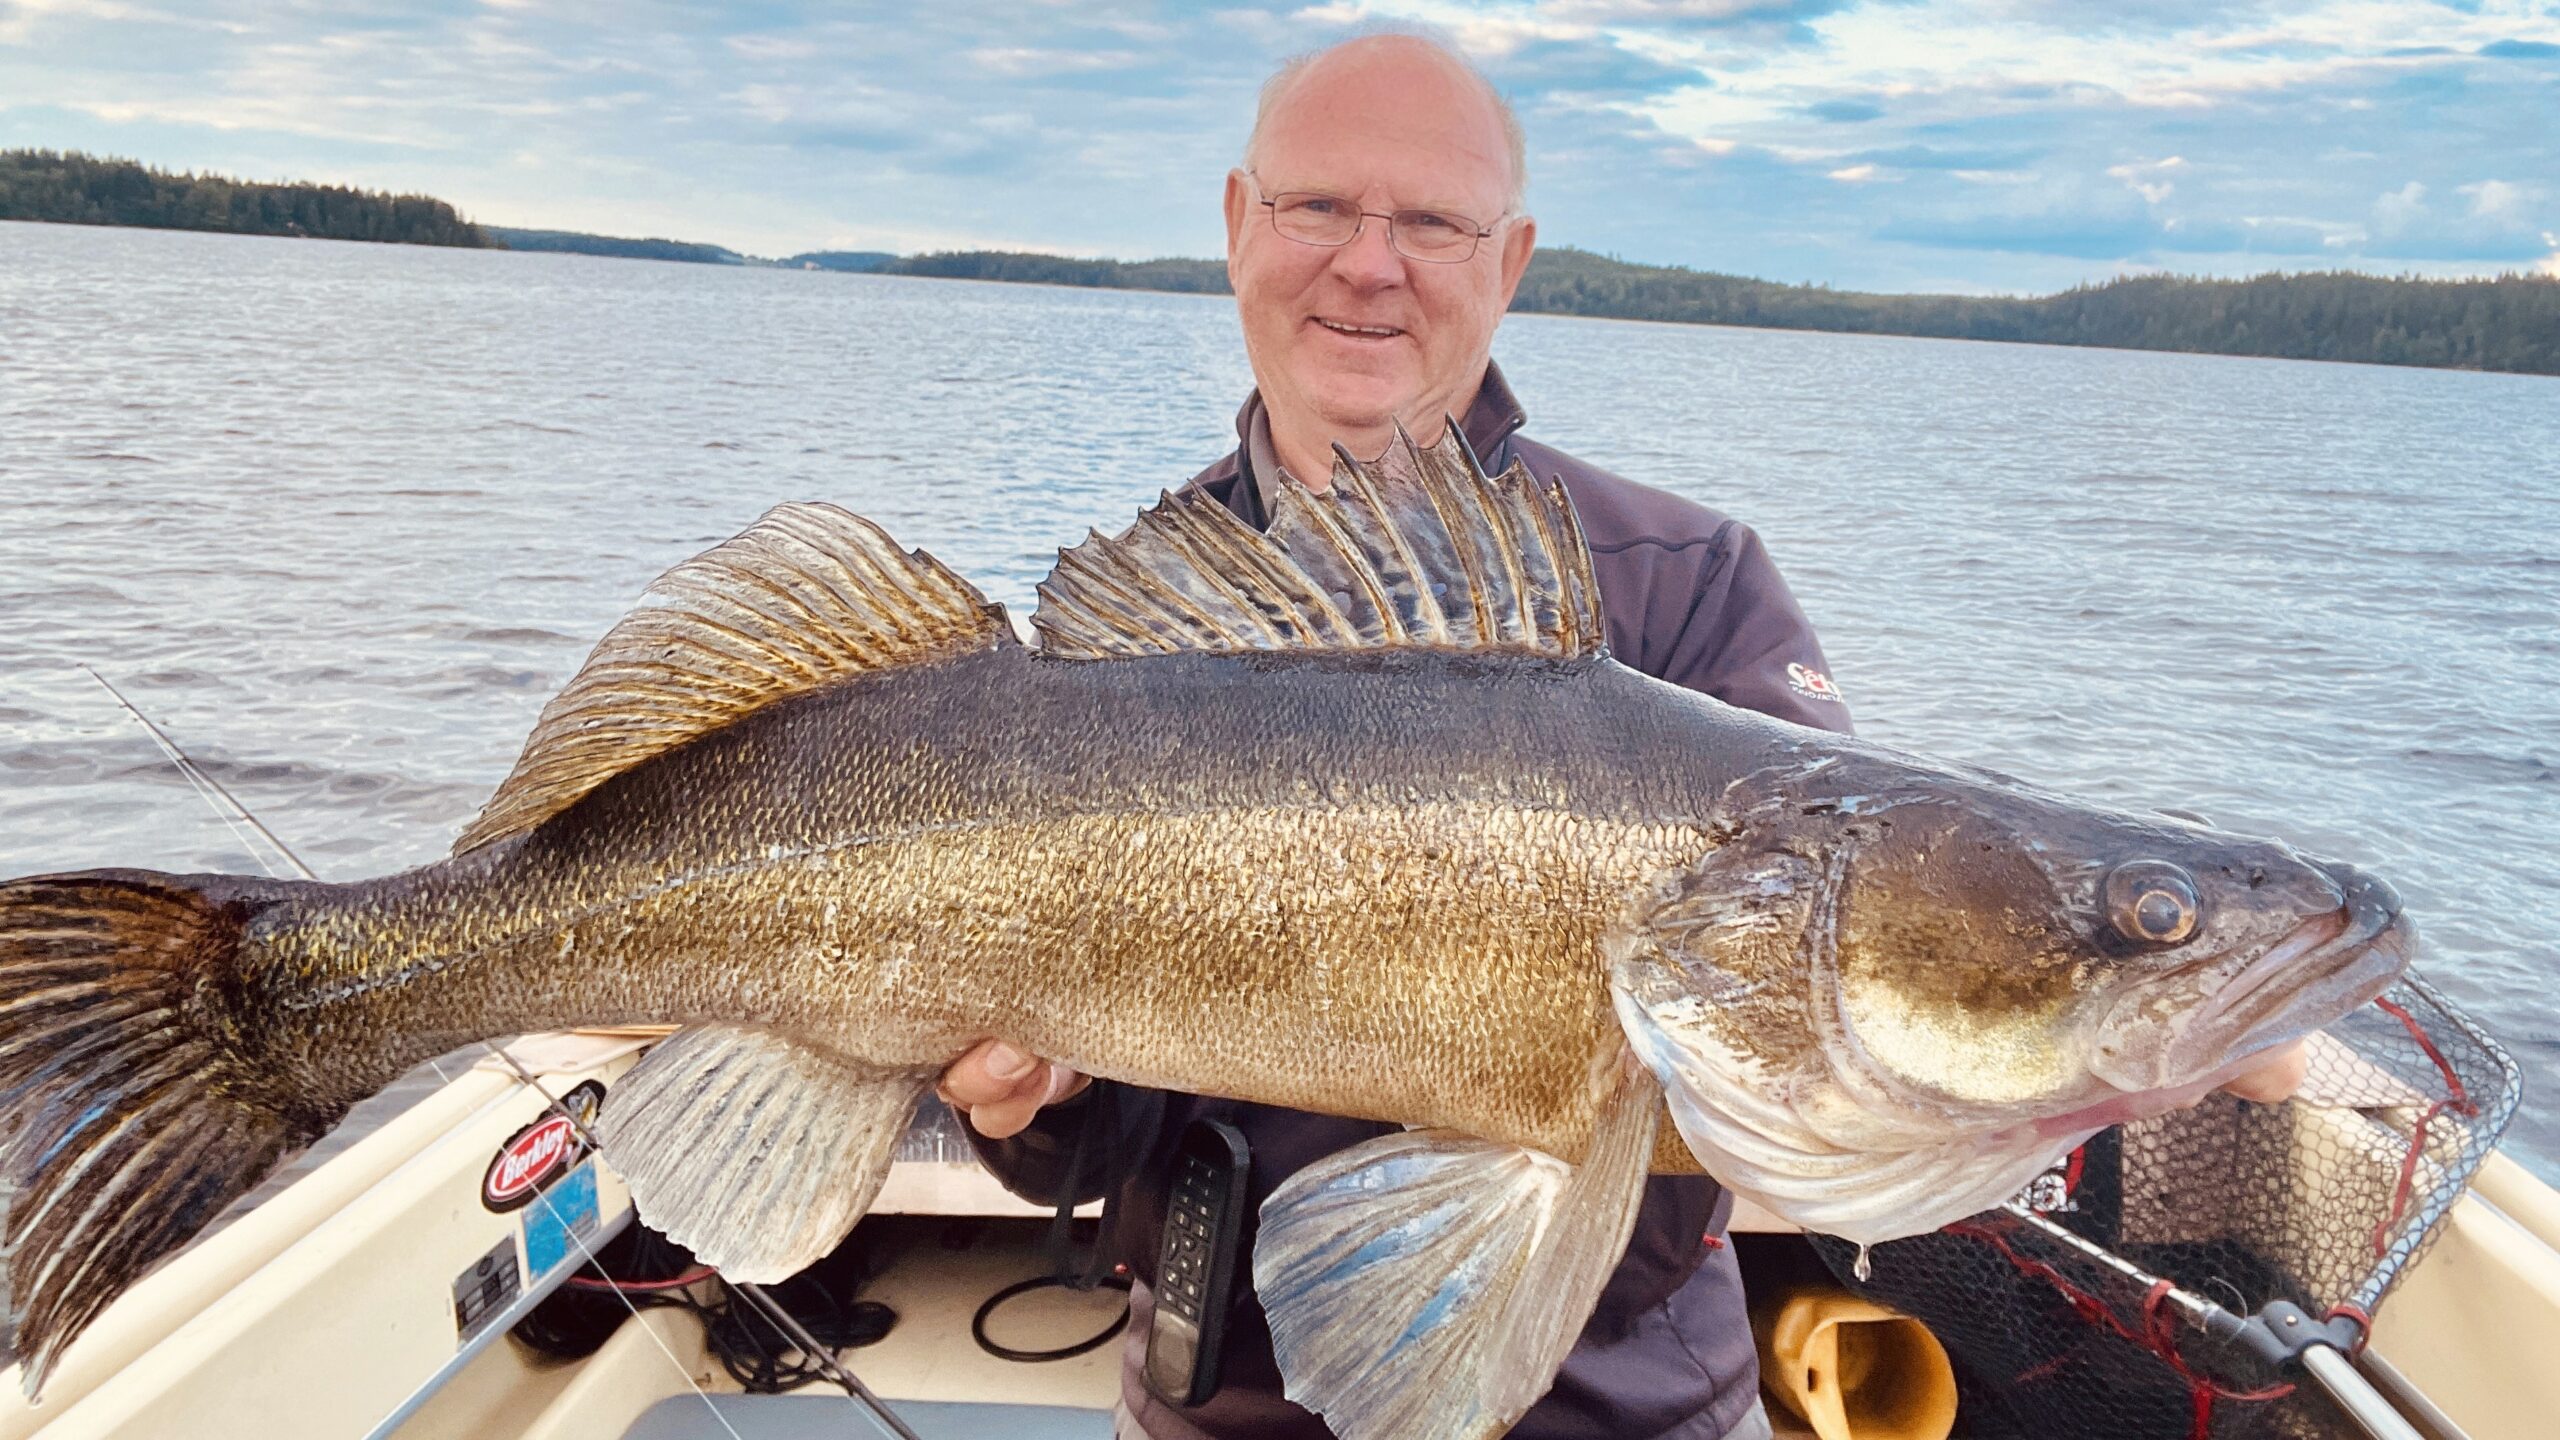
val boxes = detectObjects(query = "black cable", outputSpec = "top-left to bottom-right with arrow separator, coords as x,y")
513,1225 -> 703,1360
971,1273 -> 1132,1363
705,1275 -> 897,1393
514,1224 -> 897,1392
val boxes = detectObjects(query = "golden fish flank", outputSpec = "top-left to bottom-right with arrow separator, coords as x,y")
0,425 -> 2413,1440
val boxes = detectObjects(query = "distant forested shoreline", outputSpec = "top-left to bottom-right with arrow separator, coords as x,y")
9,150 -> 2553,376
0,150 -> 489,248
873,248 -> 2560,377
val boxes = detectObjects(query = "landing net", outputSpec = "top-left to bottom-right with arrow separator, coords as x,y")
1809,975 -> 2521,1440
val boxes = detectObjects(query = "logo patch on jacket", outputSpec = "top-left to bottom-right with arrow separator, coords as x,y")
1786,662 -> 1845,705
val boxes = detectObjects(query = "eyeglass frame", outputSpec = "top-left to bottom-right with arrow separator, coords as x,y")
1242,170 -> 1513,265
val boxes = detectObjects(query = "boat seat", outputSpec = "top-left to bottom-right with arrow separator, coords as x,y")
620,1394 -> 1114,1439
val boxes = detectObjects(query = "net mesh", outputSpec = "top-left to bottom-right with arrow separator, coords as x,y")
1807,975 -> 2522,1440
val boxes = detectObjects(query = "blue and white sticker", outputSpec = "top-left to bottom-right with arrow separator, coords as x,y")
522,1160 -> 601,1277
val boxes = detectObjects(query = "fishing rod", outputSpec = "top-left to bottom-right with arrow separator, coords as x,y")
81,666 -> 923,1440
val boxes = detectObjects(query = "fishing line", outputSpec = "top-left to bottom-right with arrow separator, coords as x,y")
454,1048 -> 756,1440
81,671 -> 771,1440
477,1042 -> 926,1440
79,665 -> 311,879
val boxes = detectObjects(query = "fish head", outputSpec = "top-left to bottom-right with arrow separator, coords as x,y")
1778,755 -> 2414,1134
1615,743 -> 2416,1240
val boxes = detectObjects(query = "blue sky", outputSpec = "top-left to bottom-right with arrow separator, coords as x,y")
2,0 -> 2554,293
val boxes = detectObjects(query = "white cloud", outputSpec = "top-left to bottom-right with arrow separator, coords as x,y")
1827,162 -> 1878,181
2538,233 -> 2560,279
2370,180 -> 2427,236
968,46 -> 1141,77
2107,155 -> 2184,204
2458,179 -> 2522,222
724,34 -> 817,62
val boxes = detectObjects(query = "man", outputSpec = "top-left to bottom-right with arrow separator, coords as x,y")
942,32 -> 2307,1439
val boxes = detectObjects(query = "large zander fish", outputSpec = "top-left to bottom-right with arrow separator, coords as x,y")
0,431 -> 2410,1435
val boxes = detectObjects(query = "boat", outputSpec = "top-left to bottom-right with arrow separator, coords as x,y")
0,1006 -> 2547,1440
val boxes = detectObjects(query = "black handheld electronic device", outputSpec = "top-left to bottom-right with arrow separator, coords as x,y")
1144,1117 -> 1251,1408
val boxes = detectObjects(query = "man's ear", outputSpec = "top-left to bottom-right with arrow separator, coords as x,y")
1224,169 -> 1251,277
1496,215 -> 1537,308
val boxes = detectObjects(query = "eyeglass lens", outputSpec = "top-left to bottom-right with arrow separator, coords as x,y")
1266,193 -> 1484,262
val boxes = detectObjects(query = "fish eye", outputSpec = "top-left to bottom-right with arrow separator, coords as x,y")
2103,861 -> 2200,946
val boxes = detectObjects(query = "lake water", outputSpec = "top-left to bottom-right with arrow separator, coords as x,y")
2,219 -> 2554,1183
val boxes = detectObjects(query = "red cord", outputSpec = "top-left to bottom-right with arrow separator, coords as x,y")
1946,1217 -> 2294,1440
2370,997 -> 2478,1259
565,1264 -> 718,1293
2324,1303 -> 2374,1357
1927,996 -> 2469,1435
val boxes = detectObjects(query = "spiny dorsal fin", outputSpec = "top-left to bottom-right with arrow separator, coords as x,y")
455,503 -> 1008,854
1033,421 -> 1606,661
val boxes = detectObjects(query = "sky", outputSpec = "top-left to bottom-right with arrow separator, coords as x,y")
2,0 -> 2555,294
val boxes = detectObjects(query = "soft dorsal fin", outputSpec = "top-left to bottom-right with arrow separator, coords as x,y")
455,503 -> 1008,854
1032,422 -> 1606,661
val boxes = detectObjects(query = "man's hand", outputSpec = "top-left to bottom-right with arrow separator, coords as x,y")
938,1039 -> 1091,1139
2217,1038 -> 2311,1104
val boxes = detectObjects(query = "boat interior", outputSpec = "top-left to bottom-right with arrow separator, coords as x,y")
0,1026 -> 2552,1440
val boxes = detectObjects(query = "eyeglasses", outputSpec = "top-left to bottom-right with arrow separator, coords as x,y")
1251,179 -> 1502,264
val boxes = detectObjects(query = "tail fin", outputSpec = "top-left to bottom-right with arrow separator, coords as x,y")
0,871 -> 333,1397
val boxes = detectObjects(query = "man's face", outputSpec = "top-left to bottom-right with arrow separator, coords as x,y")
1224,43 -> 1537,457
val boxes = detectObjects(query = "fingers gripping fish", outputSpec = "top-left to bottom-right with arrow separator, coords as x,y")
0,429 -> 2412,1435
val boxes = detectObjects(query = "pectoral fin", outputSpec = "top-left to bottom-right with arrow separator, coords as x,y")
1251,1054 -> 1659,1440
594,1024 -> 931,1282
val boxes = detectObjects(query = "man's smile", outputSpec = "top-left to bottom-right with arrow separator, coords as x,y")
1311,315 -> 1406,340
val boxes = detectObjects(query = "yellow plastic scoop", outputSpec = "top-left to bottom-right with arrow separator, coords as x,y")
1758,1287 -> 1958,1440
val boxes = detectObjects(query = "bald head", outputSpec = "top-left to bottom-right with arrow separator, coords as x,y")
1245,33 -> 1527,215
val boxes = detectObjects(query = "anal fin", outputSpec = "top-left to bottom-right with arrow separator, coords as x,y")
593,1024 -> 930,1282
1252,1053 -> 1659,1440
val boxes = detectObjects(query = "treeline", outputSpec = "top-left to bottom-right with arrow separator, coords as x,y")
13,149 -> 2551,375
0,150 -> 490,248
783,250 -> 897,272
1513,249 -> 2560,377
877,250 -> 1232,293
857,246 -> 2560,377
486,225 -> 749,265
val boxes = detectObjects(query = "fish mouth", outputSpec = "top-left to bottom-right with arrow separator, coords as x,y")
2185,865 -> 2412,1062
2071,864 -> 2414,1123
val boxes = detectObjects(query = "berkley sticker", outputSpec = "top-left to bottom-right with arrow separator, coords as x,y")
484,1116 -> 578,1211
1786,662 -> 1846,705
481,1080 -> 607,1213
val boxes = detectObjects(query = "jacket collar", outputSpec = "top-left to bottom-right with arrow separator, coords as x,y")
1223,358 -> 1536,527
1228,358 -> 1525,481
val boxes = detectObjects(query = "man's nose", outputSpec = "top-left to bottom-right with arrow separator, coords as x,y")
1326,216 -> 1407,289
